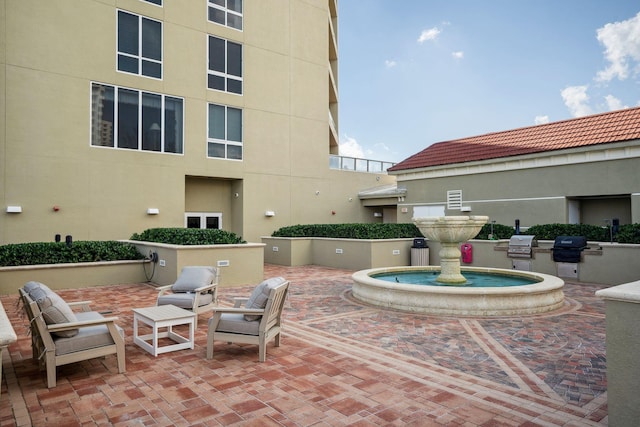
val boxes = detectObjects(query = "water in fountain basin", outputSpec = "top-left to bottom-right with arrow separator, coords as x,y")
372,271 -> 539,287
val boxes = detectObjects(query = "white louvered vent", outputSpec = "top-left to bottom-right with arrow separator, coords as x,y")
447,190 -> 462,210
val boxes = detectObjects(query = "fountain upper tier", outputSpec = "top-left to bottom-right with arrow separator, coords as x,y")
414,216 -> 489,243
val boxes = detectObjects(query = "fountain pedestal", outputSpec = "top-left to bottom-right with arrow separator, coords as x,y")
414,216 -> 489,284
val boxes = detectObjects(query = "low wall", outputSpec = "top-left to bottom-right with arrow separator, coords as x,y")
128,241 -> 265,287
262,237 -> 414,270
0,260 -> 148,294
263,236 -> 639,285
428,239 -> 640,286
0,242 -> 266,295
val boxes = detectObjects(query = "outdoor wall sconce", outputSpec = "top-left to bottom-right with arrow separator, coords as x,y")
146,208 -> 160,215
6,206 -> 22,213
315,191 -> 320,195
265,211 -> 275,217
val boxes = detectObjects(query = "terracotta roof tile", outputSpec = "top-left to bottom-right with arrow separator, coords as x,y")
389,106 -> 640,172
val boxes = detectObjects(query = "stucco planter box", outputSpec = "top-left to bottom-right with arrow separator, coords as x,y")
128,241 -> 265,287
262,237 -> 415,270
0,260 -> 148,294
0,241 -> 266,294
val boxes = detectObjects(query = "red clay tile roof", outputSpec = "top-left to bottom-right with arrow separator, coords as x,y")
388,106 -> 640,172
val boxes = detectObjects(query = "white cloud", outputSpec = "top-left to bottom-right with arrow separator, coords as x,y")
534,115 -> 549,125
451,51 -> 464,59
339,134 -> 365,158
604,94 -> 628,111
595,12 -> 640,82
418,27 -> 441,43
561,85 -> 593,117
385,59 -> 397,68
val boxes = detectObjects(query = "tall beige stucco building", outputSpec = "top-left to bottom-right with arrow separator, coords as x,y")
0,0 -> 395,244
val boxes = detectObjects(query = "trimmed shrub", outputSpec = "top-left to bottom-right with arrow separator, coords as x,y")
474,223 -> 516,240
130,228 -> 245,245
523,223 -> 608,241
271,223 -> 423,239
616,224 -> 640,244
0,241 -> 144,267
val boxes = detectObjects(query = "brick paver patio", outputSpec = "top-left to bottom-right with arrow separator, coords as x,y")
0,264 -> 608,426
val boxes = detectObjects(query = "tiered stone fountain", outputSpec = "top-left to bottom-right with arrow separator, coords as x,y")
414,215 -> 489,284
351,216 -> 565,316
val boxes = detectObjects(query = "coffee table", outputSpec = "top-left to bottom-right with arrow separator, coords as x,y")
132,305 -> 196,356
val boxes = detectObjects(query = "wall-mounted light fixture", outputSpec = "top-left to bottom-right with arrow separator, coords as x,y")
373,212 -> 383,217
265,210 -> 275,217
147,208 -> 160,215
6,206 -> 22,213
461,206 -> 472,212
315,191 -> 320,195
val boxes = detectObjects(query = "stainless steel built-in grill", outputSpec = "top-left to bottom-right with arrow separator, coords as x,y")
507,235 -> 537,259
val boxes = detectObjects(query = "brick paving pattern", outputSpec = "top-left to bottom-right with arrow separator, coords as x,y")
1,265 -> 608,426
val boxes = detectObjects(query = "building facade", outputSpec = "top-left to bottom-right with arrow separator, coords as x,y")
389,107 -> 640,229
0,0 -> 395,244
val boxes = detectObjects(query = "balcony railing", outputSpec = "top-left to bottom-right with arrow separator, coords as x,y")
329,155 -> 396,173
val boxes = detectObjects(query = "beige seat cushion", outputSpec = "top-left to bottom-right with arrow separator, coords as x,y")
210,313 -> 260,336
157,292 -> 213,309
54,312 -> 124,356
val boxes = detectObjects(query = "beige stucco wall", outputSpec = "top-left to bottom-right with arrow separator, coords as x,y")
0,0 -> 395,245
396,144 -> 640,228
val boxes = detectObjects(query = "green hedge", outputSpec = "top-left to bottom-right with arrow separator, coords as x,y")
477,222 -> 639,243
271,222 -> 640,243
0,241 -> 145,267
271,223 -> 424,239
130,228 -> 245,245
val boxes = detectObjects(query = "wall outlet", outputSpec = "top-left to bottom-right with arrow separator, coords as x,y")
272,246 -> 279,252
336,248 -> 343,254
159,259 -> 166,267
217,260 -> 230,267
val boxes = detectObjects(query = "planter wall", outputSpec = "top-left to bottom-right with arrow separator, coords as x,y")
0,260 -> 148,294
129,241 -> 265,287
263,236 -> 639,285
262,237 -> 414,270
428,239 -> 640,286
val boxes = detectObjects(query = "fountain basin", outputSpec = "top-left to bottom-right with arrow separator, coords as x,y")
352,266 -> 565,316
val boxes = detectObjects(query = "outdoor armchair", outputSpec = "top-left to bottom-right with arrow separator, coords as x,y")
206,277 -> 289,362
19,281 -> 125,388
156,266 -> 219,326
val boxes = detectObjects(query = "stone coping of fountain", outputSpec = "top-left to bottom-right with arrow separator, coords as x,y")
352,266 -> 565,316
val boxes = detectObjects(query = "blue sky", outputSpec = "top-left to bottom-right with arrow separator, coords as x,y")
337,1 -> 640,164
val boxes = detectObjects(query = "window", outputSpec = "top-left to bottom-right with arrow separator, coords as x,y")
208,0 -> 242,30
91,82 -> 183,154
208,36 -> 242,94
142,0 -> 162,5
208,103 -> 242,160
185,213 -> 222,229
117,10 -> 162,78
